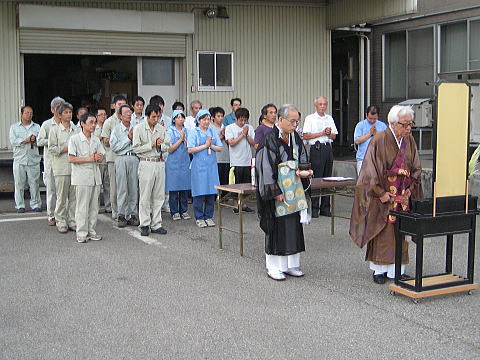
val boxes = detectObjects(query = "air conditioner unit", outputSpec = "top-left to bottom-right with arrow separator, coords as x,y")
398,98 -> 432,127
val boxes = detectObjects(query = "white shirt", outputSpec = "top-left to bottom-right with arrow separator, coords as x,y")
303,112 -> 338,145
184,116 -> 196,130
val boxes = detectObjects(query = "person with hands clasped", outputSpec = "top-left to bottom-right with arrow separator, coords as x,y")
166,110 -> 191,221
187,109 -> 222,228
48,102 -> 79,233
133,104 -> 170,237
110,104 -> 140,228
68,113 -> 105,243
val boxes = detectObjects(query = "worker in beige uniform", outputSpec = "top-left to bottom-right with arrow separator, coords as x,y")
68,113 -> 105,243
133,104 -> 170,236
94,106 -> 111,213
48,102 -> 79,233
101,95 -> 127,220
37,96 -> 65,226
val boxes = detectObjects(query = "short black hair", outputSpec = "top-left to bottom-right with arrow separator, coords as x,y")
210,106 -> 225,117
231,98 -> 242,106
80,112 -> 95,124
133,96 -> 145,106
119,104 -> 132,116
366,105 -> 379,115
235,107 -> 249,120
96,106 -> 107,115
112,95 -> 127,104
76,107 -> 88,116
20,105 -> 33,114
145,104 -> 160,118
149,95 -> 165,107
172,101 -> 185,111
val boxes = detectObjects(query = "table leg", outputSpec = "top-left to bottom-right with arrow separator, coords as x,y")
330,194 -> 334,236
445,234 -> 453,274
217,189 -> 223,250
239,194 -> 244,257
394,219 -> 402,285
415,235 -> 424,292
467,215 -> 476,282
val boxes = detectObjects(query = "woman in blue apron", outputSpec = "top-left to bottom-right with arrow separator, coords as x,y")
187,109 -> 222,228
166,110 -> 192,221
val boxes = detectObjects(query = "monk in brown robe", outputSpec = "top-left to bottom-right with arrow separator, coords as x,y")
350,105 -> 423,284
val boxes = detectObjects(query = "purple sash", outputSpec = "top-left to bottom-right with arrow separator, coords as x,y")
386,139 -> 413,223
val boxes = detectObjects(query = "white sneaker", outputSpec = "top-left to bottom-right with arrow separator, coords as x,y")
172,213 -> 181,221
88,234 -> 102,241
196,219 -> 207,228
162,207 -> 170,213
181,212 -> 191,220
77,236 -> 88,243
205,218 -> 215,227
267,270 -> 286,281
284,268 -> 304,277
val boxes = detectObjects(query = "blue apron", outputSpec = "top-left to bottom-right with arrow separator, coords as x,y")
166,127 -> 191,191
190,127 -> 220,197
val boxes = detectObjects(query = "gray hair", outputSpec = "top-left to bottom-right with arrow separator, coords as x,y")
190,100 -> 202,109
50,96 -> 65,110
388,105 -> 415,124
314,96 -> 328,104
56,102 -> 73,115
278,104 -> 299,120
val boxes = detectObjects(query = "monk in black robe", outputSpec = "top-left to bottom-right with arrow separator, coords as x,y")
256,104 -> 313,281
350,105 -> 423,284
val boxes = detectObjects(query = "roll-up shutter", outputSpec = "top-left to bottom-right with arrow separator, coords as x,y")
19,29 -> 186,57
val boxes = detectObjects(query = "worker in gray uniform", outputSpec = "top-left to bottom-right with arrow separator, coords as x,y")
68,113 -> 105,243
133,104 -> 170,236
101,95 -> 127,220
110,104 -> 140,228
37,96 -> 65,225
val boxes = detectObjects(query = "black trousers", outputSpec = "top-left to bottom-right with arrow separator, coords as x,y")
310,143 -> 333,214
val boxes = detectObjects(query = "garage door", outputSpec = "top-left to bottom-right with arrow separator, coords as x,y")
19,29 -> 187,57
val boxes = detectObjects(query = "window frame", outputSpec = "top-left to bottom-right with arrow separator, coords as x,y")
382,25 -> 436,102
437,17 -> 480,74
197,51 -> 234,92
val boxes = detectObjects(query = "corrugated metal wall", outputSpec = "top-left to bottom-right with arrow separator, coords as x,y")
0,2 -> 21,150
327,0 -> 417,28
1,1 -> 331,150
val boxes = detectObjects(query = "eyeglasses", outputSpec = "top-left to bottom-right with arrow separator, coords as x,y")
397,121 -> 415,128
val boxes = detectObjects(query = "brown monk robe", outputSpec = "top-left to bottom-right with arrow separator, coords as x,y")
350,113 -> 422,280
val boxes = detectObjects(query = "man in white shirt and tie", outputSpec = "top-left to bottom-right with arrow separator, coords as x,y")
303,96 -> 338,218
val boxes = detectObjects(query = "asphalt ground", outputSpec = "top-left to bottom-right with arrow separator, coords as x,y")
1,193 -> 479,359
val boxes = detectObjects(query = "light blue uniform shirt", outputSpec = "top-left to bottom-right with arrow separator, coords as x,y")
354,119 -> 387,161
131,114 -> 146,128
110,122 -> 134,155
223,112 -> 236,126
9,121 -> 41,165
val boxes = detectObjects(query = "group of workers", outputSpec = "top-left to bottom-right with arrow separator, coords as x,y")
10,94 -> 421,282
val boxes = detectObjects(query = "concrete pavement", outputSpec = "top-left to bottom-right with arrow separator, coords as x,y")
1,194 -> 479,359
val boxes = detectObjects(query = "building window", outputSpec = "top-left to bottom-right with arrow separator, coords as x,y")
197,51 -> 233,91
408,27 -> 434,98
383,28 -> 434,100
439,19 -> 480,73
440,21 -> 467,73
142,57 -> 175,86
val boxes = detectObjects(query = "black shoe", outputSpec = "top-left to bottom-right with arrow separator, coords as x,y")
233,208 -> 239,214
372,272 -> 386,284
151,227 -> 167,235
320,211 -> 331,217
242,206 -> 255,213
32,207 -> 42,213
140,226 -> 149,236
311,212 -> 319,218
117,215 -> 127,228
105,209 -> 112,214
127,215 -> 140,226
17,208 -> 25,213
